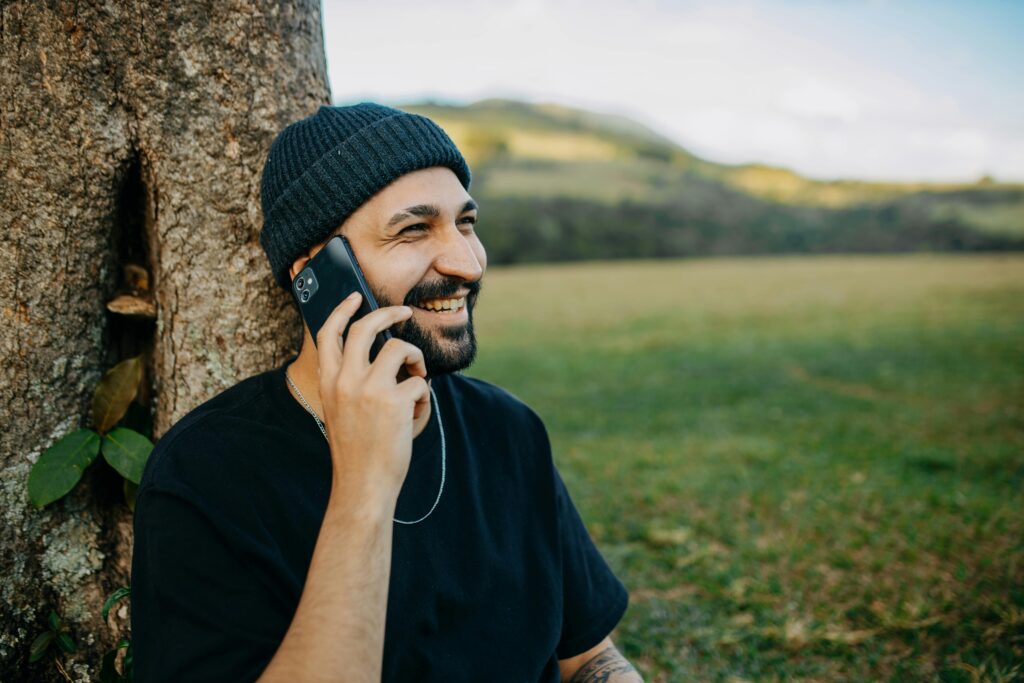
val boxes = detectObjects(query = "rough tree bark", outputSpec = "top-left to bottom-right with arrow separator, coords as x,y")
0,2 -> 327,679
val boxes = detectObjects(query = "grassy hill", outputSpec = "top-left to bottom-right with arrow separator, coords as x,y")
399,99 -> 1024,264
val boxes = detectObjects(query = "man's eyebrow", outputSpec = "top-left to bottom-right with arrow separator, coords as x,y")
387,204 -> 439,228
386,199 -> 479,228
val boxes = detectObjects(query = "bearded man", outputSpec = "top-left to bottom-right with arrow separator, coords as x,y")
131,103 -> 641,683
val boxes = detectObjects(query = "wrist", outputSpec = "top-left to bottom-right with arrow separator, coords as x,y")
327,475 -> 398,524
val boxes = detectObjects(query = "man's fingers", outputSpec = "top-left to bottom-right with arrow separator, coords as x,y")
396,375 -> 430,410
343,306 -> 413,369
412,389 -> 431,421
370,338 -> 427,383
316,292 -> 362,376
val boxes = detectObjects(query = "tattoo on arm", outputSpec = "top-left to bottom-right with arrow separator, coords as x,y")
569,645 -> 643,683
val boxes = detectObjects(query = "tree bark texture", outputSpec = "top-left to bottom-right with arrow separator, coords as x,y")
0,2 -> 326,678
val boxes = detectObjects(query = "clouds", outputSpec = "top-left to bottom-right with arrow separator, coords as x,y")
322,0 -> 1023,182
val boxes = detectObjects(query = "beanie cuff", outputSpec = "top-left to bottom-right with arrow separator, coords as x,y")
261,112 -> 471,290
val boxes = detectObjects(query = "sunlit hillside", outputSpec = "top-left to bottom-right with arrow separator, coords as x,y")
408,98 -> 1023,211
398,99 -> 1024,264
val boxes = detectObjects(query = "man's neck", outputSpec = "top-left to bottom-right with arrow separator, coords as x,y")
285,338 -> 324,420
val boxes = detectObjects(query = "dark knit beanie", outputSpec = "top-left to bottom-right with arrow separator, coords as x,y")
259,102 -> 472,290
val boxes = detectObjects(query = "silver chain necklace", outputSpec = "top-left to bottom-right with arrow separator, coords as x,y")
285,369 -> 446,525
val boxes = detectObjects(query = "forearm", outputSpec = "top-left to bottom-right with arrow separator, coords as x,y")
569,644 -> 644,683
257,484 -> 396,683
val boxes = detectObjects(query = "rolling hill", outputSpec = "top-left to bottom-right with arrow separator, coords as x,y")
397,99 -> 1024,264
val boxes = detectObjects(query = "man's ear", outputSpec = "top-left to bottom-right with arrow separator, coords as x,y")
289,234 -> 338,283
289,254 -> 312,284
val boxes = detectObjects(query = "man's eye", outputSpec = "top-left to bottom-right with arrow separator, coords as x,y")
400,224 -> 428,235
459,216 -> 477,227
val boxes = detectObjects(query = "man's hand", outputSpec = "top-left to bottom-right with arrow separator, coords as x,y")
259,292 -> 429,683
316,291 -> 431,508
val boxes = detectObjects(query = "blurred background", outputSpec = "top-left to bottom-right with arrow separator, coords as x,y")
324,1 -> 1023,680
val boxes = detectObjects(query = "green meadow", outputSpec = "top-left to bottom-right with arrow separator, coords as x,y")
466,254 -> 1024,682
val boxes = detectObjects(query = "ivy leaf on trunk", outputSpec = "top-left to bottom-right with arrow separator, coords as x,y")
27,430 -> 102,509
101,428 -> 154,485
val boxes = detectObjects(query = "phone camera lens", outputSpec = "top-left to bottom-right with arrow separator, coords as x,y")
296,277 -> 305,289
301,290 -> 310,302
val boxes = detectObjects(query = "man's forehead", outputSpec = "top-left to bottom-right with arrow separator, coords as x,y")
370,166 -> 467,204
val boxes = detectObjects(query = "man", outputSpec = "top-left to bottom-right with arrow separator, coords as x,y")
131,103 -> 642,683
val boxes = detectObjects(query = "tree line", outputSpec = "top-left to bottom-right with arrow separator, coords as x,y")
474,184 -> 1024,265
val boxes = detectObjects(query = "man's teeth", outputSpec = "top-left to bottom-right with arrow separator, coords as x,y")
418,297 -> 466,312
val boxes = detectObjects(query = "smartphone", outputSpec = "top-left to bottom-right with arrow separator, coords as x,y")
292,235 -> 391,361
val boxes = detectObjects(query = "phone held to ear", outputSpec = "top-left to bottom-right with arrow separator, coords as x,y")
292,235 -> 392,362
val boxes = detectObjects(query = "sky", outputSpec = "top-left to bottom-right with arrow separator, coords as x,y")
322,0 -> 1024,183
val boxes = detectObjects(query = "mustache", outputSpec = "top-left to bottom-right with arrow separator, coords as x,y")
403,277 -> 482,305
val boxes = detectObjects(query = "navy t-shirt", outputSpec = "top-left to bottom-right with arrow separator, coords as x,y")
131,357 -> 628,682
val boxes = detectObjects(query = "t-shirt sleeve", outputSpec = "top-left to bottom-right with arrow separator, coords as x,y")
131,487 -> 292,683
552,464 -> 630,659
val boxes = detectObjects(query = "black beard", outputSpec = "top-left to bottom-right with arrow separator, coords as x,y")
371,277 -> 481,376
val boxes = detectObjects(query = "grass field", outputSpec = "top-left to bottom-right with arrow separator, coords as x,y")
465,254 -> 1024,682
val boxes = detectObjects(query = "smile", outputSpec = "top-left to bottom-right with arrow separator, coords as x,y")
414,296 -> 467,314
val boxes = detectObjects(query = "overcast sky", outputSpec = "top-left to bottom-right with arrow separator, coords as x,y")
322,0 -> 1023,183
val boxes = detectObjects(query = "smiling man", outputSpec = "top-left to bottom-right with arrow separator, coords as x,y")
131,103 -> 641,683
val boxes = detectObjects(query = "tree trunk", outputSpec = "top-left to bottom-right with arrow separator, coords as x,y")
0,2 -> 326,678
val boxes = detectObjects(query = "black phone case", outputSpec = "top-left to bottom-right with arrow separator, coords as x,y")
292,235 -> 392,361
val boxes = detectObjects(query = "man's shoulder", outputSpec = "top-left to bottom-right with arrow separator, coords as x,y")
159,370 -> 272,443
452,374 -> 540,417
139,369 -> 279,494
446,373 -> 546,433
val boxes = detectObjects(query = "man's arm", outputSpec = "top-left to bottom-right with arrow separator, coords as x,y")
256,485 -> 395,683
258,298 -> 430,683
560,637 -> 644,682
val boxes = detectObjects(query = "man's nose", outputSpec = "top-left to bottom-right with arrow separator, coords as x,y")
433,225 -> 483,282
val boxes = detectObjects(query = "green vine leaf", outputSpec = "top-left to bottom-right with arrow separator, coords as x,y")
101,428 -> 153,484
47,609 -> 62,632
28,430 -> 101,508
55,631 -> 76,654
123,642 -> 134,679
28,631 -> 54,663
102,587 -> 132,621
91,356 -> 144,435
